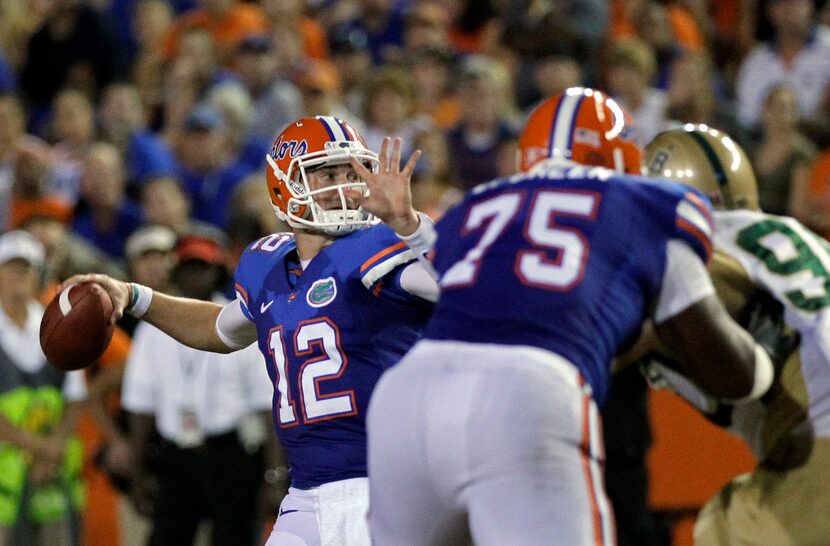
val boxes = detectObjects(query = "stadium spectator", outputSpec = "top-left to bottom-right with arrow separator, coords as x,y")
139,175 -> 223,241
8,136 -> 73,232
130,0 -> 176,130
664,50 -> 746,145
98,83 -> 178,190
49,89 -> 97,207
791,147 -> 830,239
173,104 -> 255,229
402,2 -> 452,52
407,46 -> 459,129
231,35 -> 303,169
295,60 -> 362,128
748,85 -> 817,216
0,230 -> 87,546
261,0 -> 329,61
603,37 -> 670,146
361,68 -> 430,164
446,55 -> 520,190
71,142 -> 144,260
19,0 -> 122,119
341,0 -> 408,65
162,0 -> 269,65
328,25 -> 373,119
0,94 -> 27,229
120,234 -> 280,546
736,0 -> 830,130
22,213 -> 125,292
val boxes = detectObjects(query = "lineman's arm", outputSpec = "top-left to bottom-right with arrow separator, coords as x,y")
60,273 -> 250,353
651,241 -> 773,402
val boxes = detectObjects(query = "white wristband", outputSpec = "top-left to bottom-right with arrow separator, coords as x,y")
127,283 -> 154,318
725,344 -> 774,404
397,212 -> 437,255
397,211 -> 439,281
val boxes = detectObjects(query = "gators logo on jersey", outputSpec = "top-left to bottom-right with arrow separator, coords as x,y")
307,277 -> 337,308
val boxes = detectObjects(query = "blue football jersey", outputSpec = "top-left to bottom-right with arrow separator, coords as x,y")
424,163 -> 713,405
234,225 -> 434,489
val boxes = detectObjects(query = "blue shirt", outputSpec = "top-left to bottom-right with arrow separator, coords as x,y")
179,160 -> 256,229
71,200 -> 144,259
425,163 -> 713,405
234,225 -> 434,488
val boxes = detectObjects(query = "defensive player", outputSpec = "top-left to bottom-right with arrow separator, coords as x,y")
643,125 -> 830,545
357,88 -> 776,545
62,117 -> 438,546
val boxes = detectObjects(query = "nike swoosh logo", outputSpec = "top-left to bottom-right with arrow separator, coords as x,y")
279,509 -> 298,517
260,301 -> 274,313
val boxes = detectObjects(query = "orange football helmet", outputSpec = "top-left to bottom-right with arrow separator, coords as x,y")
518,87 -> 643,175
266,116 -> 379,235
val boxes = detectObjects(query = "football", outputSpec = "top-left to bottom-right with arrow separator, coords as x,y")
39,282 -> 115,371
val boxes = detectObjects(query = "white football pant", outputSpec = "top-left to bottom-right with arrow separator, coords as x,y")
367,340 -> 616,545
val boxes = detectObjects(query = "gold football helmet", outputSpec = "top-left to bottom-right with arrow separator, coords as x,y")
644,124 -> 759,211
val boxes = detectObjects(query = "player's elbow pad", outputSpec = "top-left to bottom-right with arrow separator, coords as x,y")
724,344 -> 774,404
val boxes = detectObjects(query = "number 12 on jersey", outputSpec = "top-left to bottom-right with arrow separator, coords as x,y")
267,319 -> 356,427
441,190 -> 600,291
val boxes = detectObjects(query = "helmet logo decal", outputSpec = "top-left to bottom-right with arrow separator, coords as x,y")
272,137 -> 309,161
306,277 -> 337,308
574,128 -> 600,148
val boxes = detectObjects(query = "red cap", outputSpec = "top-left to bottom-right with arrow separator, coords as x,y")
174,235 -> 224,266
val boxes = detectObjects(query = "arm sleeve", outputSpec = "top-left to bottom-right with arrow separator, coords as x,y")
672,191 -> 714,264
396,212 -> 439,281
653,239 -> 716,324
398,262 -> 440,302
215,299 -> 258,351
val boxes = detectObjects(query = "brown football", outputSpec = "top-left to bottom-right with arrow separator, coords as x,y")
39,282 -> 115,371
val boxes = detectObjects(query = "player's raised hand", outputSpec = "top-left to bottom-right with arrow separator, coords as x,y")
59,273 -> 130,324
352,136 -> 422,236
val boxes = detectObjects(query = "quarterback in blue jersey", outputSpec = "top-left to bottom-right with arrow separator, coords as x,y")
357,88 -> 776,545
63,116 -> 438,546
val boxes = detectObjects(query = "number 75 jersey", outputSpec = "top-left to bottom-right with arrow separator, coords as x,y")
423,166 -> 714,405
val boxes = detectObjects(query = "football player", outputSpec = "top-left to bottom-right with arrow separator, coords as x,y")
62,116 -> 438,545
356,88 -> 776,545
643,125 -> 830,545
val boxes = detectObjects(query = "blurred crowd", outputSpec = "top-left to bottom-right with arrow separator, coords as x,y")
3,0 -> 830,545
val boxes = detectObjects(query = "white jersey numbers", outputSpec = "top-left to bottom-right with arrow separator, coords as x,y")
737,218 -> 830,311
267,319 -> 355,427
442,190 -> 600,291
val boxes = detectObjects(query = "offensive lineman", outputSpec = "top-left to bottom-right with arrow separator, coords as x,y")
358,87 -> 778,545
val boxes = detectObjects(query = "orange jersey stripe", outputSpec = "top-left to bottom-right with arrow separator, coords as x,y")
676,217 -> 713,260
684,191 -> 714,227
580,392 -> 605,546
234,283 -> 249,304
360,242 -> 407,272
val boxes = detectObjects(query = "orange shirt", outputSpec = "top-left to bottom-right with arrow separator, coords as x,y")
9,197 -> 72,229
807,150 -> 830,239
299,16 -> 329,60
610,0 -> 704,52
163,4 -> 269,61
78,327 -> 132,546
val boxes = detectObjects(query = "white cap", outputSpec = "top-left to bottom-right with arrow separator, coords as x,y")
125,225 -> 177,262
0,230 -> 45,268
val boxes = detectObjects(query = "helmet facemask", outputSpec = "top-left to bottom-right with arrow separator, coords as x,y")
267,141 -> 380,236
